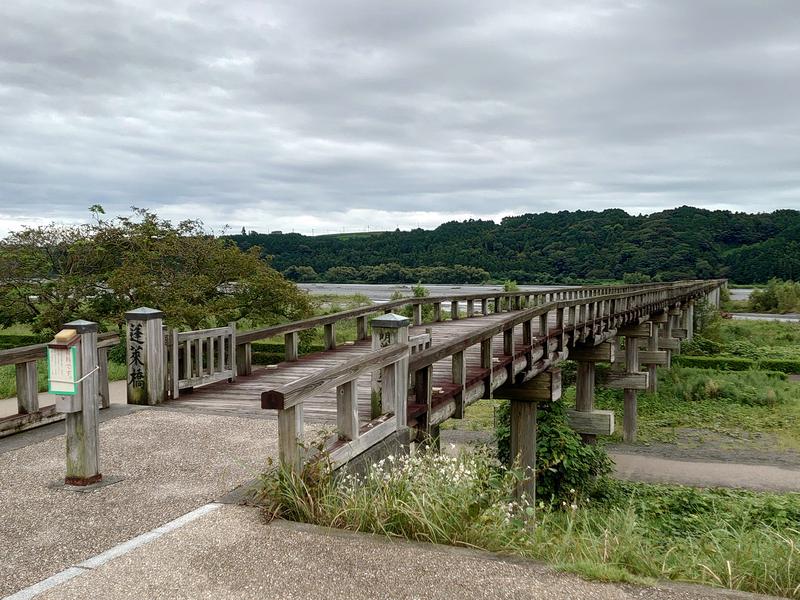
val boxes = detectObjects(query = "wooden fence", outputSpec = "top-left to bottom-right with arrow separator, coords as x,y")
0,332 -> 119,437
169,323 -> 236,399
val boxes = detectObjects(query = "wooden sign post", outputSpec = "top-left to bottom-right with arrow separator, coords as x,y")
49,320 -> 102,486
125,307 -> 165,405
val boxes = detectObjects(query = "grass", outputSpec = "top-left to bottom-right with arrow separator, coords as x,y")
591,368 -> 800,448
257,447 -> 800,597
440,399 -> 502,431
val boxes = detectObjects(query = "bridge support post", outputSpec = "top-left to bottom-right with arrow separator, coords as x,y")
571,342 -> 616,444
616,324 -> 651,443
124,307 -> 165,405
575,361 -> 595,444
370,314 -> 410,423
503,368 -> 561,501
685,301 -> 694,340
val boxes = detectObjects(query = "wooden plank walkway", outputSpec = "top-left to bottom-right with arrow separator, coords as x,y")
165,312 -> 555,423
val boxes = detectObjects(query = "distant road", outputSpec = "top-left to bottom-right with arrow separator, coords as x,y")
299,283 -> 566,303
732,312 -> 800,322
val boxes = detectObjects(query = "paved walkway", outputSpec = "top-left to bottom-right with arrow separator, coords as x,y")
0,380 -> 127,419
0,408 -> 282,597
612,452 -> 800,492
0,406 -> 789,599
24,504 -> 762,600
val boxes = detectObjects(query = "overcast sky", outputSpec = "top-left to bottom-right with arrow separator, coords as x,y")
1,1 -> 798,236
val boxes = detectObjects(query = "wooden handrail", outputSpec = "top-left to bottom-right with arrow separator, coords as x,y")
236,280 -> 712,345
261,343 -> 408,410
408,280 -> 719,372
0,332 -> 120,367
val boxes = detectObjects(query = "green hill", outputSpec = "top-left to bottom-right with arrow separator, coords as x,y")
230,206 -> 800,284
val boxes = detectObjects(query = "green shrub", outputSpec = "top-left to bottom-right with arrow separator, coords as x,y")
759,358 -> 800,374
257,448 -> 800,598
0,333 -> 49,349
672,355 -> 755,371
496,399 -> 612,505
750,278 -> 800,313
660,367 -> 790,407
680,335 -> 723,356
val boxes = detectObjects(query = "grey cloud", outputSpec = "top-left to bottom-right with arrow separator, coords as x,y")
0,0 -> 798,234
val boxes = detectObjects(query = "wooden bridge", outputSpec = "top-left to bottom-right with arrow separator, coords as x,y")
1,279 -> 726,496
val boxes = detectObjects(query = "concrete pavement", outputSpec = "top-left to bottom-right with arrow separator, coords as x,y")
32,504 -> 763,600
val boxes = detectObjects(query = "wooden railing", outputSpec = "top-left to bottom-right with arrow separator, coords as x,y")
169,323 -> 237,399
235,281 -> 690,373
261,342 -> 409,471
0,331 -> 120,436
264,279 -> 724,471
408,280 -> 721,431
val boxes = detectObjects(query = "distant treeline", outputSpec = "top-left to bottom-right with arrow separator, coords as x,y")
230,206 -> 800,284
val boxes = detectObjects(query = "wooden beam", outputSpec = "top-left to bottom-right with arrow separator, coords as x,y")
599,371 -> 649,390
658,337 -> 680,350
616,323 -> 651,338
567,409 -> 614,436
569,342 -> 615,363
502,368 -> 561,402
285,331 -> 299,362
329,416 -> 397,469
673,328 -> 687,339
639,350 -> 668,366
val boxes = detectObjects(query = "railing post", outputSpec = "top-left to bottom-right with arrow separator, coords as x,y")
124,307 -> 165,405
236,342 -> 252,376
413,303 -> 422,326
357,316 -> 368,340
279,403 -> 303,472
466,299 -> 474,318
97,346 -> 110,409
481,337 -> 493,398
481,298 -> 489,316
370,314 -> 410,424
285,331 -> 299,361
433,302 -> 442,322
55,320 -> 102,486
451,300 -> 460,320
494,296 -> 501,313
324,323 -> 336,350
452,350 -> 466,418
15,360 -> 39,415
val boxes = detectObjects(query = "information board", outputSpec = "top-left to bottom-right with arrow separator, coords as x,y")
48,346 -> 78,395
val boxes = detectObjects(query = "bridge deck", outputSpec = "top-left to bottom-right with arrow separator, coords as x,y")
164,312 -> 557,422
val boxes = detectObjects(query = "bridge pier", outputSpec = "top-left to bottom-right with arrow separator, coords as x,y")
614,323 -> 652,443
570,342 -> 616,444
502,368 -> 561,500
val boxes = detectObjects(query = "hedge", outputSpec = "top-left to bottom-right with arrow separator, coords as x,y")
672,355 -> 755,371
759,359 -> 800,374
0,334 -> 50,351
674,355 -> 800,374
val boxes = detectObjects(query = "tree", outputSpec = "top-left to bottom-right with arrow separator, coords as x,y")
0,208 -> 312,332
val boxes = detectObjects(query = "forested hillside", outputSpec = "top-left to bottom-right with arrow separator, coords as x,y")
230,207 -> 800,284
